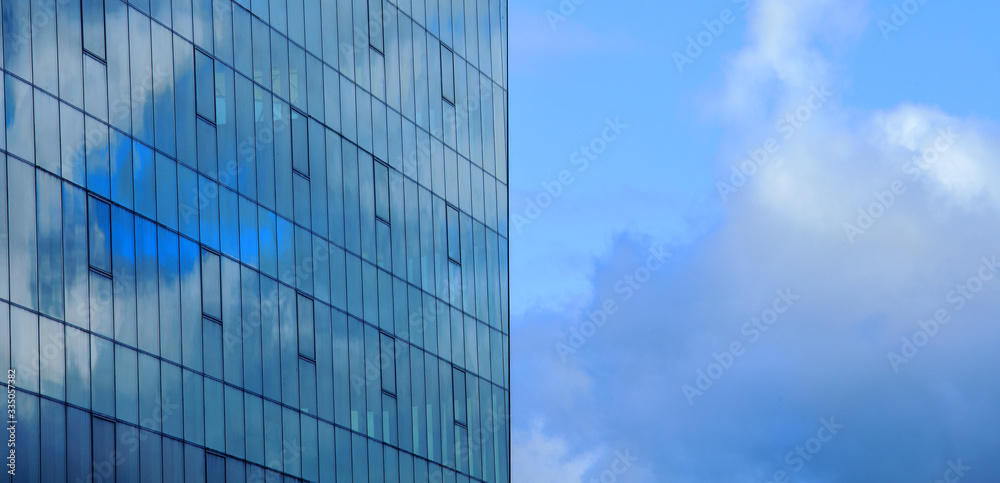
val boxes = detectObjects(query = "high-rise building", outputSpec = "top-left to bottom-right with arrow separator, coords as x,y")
0,0 -> 508,480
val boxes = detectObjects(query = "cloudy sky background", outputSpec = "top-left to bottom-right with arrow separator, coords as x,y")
509,0 -> 1000,481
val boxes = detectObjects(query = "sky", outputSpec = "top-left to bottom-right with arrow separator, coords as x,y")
509,0 -> 1000,481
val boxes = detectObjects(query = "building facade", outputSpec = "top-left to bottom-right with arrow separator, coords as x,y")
0,0 -> 508,480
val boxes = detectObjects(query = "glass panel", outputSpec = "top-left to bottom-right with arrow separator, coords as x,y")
193,0 -> 214,52
289,43 -> 306,110
82,0 -> 106,58
214,0 -> 233,63
164,438 -> 185,483
115,343 -> 139,423
245,393 -> 265,466
90,271 -> 114,337
6,75 -> 35,164
139,353 -> 162,430
8,159 -> 37,309
195,50 -> 215,121
315,304 -> 333,420
66,326 -> 91,408
225,385 -> 245,458
261,277 -> 281,400
233,6 -> 252,77
274,100 -> 293,219
235,74 -> 256,198
35,91 -> 60,174
140,431 -> 163,483
175,34 -> 197,167
153,22 -> 177,156
332,310 -> 350,427
205,378 -> 225,451
222,257 -> 243,385
254,85 -> 276,209
134,141 -> 157,219
2,0 -> 31,79
300,358 -> 317,414
183,370 -> 205,444
92,418 -> 116,482
161,361 -> 184,438
204,317 -> 223,378
185,444 -> 206,483
309,119 -> 329,237
216,63 -> 238,190
136,217 -> 160,354
279,284 -> 299,406
67,407 -> 92,480
156,153 -> 179,229
263,400 -> 282,471
60,105 -> 86,186
251,16 -> 271,90
198,175 -> 220,250
240,197 -> 260,268
220,186 -> 240,258
63,183 -> 88,329
180,237 -> 203,371
298,294 -> 315,359
157,228 -> 181,363
11,306 -> 39,393
241,266 -> 262,394
258,206 -> 278,278
106,0 -> 131,132
129,8 -> 154,144
110,129 -> 133,208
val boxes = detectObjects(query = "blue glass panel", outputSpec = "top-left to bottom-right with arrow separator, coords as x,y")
183,370 -> 205,444
134,141 -> 157,219
139,353 -> 162,430
180,237 -> 203,370
115,344 -> 139,423
240,197 -> 260,268
140,431 -> 163,483
135,217 -> 160,354
67,407 -> 92,480
161,361 -> 184,438
152,22 -> 177,156
225,385 -> 245,458
156,153 -> 179,230
204,377 -> 225,451
8,160 -> 37,309
260,276 -> 281,400
129,8 -> 154,144
222,257 -> 243,385
245,393 -> 264,466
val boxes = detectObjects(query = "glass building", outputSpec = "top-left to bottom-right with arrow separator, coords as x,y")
0,0 -> 508,480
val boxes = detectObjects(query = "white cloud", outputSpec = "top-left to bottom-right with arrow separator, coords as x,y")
515,0 -> 1000,481
512,420 -> 600,483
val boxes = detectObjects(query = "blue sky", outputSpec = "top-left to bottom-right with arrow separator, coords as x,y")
509,0 -> 1000,481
